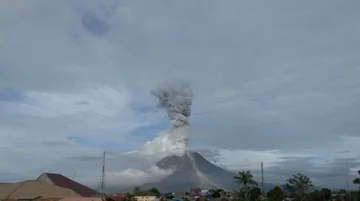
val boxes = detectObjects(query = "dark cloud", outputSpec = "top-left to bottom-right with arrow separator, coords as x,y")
75,100 -> 90,105
81,12 -> 110,36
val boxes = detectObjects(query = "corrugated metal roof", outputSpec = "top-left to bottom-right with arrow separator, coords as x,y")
0,180 -> 80,199
0,183 -> 23,200
36,173 -> 98,197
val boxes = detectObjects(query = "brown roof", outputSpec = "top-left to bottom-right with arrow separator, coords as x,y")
0,183 -> 23,200
2,198 -> 63,201
36,173 -> 98,197
110,194 -> 126,201
0,180 -> 80,199
36,198 -> 63,201
134,191 -> 157,196
59,198 -> 104,201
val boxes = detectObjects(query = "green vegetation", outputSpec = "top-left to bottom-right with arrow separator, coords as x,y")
234,170 -> 259,201
283,173 -> 314,201
183,197 -> 191,201
149,187 -> 160,196
320,188 -> 332,201
354,170 -> 360,187
210,189 -> 224,198
267,186 -> 284,201
249,187 -> 261,201
124,193 -> 137,201
133,186 -> 141,193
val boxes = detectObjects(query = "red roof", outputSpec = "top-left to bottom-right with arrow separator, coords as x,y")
110,194 -> 126,201
36,173 -> 98,197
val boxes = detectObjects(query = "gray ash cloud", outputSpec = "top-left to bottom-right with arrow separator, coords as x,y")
151,81 -> 193,129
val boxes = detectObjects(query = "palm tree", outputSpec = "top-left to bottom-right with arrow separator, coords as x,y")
234,170 -> 258,189
354,170 -> 360,187
234,170 -> 258,201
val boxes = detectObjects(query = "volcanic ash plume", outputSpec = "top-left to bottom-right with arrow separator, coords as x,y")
151,82 -> 193,148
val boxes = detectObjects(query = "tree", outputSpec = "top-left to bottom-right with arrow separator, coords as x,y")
250,187 -> 262,201
354,170 -> 360,187
267,186 -> 284,201
124,193 -> 137,201
308,190 -> 325,201
320,188 -> 331,201
338,189 -> 352,201
212,191 -> 221,198
133,186 -> 141,193
211,189 -> 225,198
149,187 -> 160,196
283,173 -> 314,201
234,170 -> 258,201
234,170 -> 258,189
183,197 -> 191,201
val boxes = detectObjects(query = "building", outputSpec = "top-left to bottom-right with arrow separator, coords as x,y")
134,196 -> 157,201
36,173 -> 98,197
59,198 -> 103,201
189,189 -> 201,196
0,180 -> 80,200
109,194 -> 126,201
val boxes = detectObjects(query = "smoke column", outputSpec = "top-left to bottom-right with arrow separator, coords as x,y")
151,81 -> 193,149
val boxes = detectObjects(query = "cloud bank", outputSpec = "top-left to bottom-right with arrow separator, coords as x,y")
1,0 -> 360,191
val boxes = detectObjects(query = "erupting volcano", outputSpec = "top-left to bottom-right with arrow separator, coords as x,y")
137,82 -> 273,192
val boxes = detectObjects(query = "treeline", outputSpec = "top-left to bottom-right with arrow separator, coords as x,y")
233,170 -> 360,201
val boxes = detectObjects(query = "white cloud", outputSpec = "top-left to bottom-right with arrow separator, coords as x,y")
106,166 -> 174,188
216,149 -> 310,171
2,85 -> 130,118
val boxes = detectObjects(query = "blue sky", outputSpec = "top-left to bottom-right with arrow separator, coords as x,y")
0,0 -> 360,189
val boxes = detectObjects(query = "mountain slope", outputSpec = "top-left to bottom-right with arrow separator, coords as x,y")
142,151 -> 274,192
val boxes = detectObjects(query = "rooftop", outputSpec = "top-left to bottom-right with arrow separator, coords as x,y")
36,173 -> 98,197
0,180 -> 80,200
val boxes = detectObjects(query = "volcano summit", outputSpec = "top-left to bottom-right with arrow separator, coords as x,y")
141,151 -> 274,192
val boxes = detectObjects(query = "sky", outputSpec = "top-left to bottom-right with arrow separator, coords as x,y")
1,0 -> 360,191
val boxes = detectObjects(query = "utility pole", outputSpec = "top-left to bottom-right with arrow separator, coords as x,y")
101,151 -> 106,195
261,162 -> 264,196
346,180 -> 352,201
72,171 -> 77,179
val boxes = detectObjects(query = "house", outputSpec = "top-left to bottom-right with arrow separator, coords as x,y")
109,194 -> 126,201
172,193 -> 185,198
59,198 -> 104,201
200,190 -> 211,197
36,173 -> 98,197
200,190 -> 208,196
134,196 -> 156,201
189,189 -> 201,197
0,180 -> 80,200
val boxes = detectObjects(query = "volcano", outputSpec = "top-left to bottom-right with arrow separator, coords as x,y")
141,151 -> 274,192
